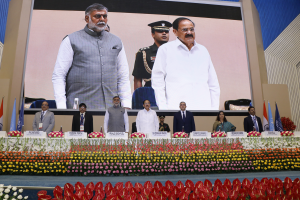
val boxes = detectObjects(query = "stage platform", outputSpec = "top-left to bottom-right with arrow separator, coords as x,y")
2,171 -> 300,187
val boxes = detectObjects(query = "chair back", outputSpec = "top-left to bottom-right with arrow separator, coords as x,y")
224,99 -> 251,110
30,100 -> 57,109
132,87 -> 157,109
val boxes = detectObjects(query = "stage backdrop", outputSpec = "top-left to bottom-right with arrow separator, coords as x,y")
24,2 -> 251,110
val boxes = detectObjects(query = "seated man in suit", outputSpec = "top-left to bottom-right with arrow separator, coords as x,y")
173,101 -> 195,134
104,96 -> 129,133
32,101 -> 55,134
244,106 -> 263,133
72,103 -> 93,133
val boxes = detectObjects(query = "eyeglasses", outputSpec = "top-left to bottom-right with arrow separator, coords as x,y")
94,14 -> 107,19
80,106 -> 86,109
179,28 -> 195,33
41,104 -> 48,106
155,30 -> 169,33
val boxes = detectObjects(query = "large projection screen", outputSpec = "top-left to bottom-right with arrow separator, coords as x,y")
24,0 -> 251,110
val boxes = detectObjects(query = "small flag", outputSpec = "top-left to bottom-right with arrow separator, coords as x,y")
17,99 -> 24,131
263,101 -> 269,131
268,101 -> 274,131
0,98 -> 3,131
249,102 -> 253,107
100,126 -> 103,133
10,98 -> 17,131
275,103 -> 284,132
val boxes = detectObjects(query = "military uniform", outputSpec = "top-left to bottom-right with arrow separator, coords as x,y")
159,123 -> 170,132
132,20 -> 172,88
132,43 -> 158,87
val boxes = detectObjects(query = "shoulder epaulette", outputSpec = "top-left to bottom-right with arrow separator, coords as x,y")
139,46 -> 150,51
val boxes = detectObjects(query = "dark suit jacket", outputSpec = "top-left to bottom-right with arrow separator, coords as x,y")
72,112 -> 93,134
244,115 -> 263,133
132,122 -> 137,134
173,111 -> 195,133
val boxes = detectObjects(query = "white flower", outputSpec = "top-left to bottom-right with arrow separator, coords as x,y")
24,196 -> 28,199
0,184 -> 4,188
4,188 -> 10,193
17,194 -> 23,199
18,189 -> 23,193
0,192 -> 3,196
13,191 -> 17,196
7,185 -> 12,189
0,188 -> 3,192
12,198 -> 16,200
4,194 -> 9,198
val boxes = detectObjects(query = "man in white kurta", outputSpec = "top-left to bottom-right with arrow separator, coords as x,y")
136,100 -> 159,134
151,17 -> 220,110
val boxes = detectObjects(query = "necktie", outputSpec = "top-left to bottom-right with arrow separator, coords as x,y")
41,111 -> 44,121
182,111 -> 186,122
253,116 -> 259,132
80,114 -> 84,126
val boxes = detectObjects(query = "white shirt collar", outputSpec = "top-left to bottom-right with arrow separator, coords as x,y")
175,37 -> 197,51
80,112 -> 86,116
41,110 -> 47,114
143,108 -> 152,112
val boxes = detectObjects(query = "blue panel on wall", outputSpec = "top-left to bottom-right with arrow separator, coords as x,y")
0,0 -> 10,44
220,0 -> 300,50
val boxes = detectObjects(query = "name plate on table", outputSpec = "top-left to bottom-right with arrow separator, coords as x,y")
106,132 -> 128,139
191,131 -> 211,138
227,131 -> 247,138
24,131 -> 47,138
149,131 -> 170,139
262,131 -> 280,138
65,132 -> 87,139
0,131 -> 7,137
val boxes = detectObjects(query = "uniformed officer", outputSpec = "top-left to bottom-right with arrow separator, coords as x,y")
159,115 -> 171,132
132,20 -> 172,90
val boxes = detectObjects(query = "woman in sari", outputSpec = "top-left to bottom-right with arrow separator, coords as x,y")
212,111 -> 236,133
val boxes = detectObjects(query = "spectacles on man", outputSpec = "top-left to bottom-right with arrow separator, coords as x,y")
94,14 -> 107,19
179,28 -> 195,33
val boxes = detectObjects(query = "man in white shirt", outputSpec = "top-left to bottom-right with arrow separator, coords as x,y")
151,17 -> 220,110
104,96 -> 129,133
52,3 -> 131,109
32,101 -> 55,134
136,100 -> 159,135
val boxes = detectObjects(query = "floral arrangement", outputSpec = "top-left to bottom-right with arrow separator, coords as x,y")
131,132 -> 146,138
281,131 -> 294,136
247,131 -> 261,137
7,131 -> 23,137
281,117 -> 296,131
88,132 -> 105,138
2,138 -> 300,176
48,131 -> 64,138
39,177 -> 300,200
173,132 -> 188,138
0,184 -> 28,199
212,131 -> 227,137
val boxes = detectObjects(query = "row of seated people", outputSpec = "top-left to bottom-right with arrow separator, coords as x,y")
32,97 -> 262,135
